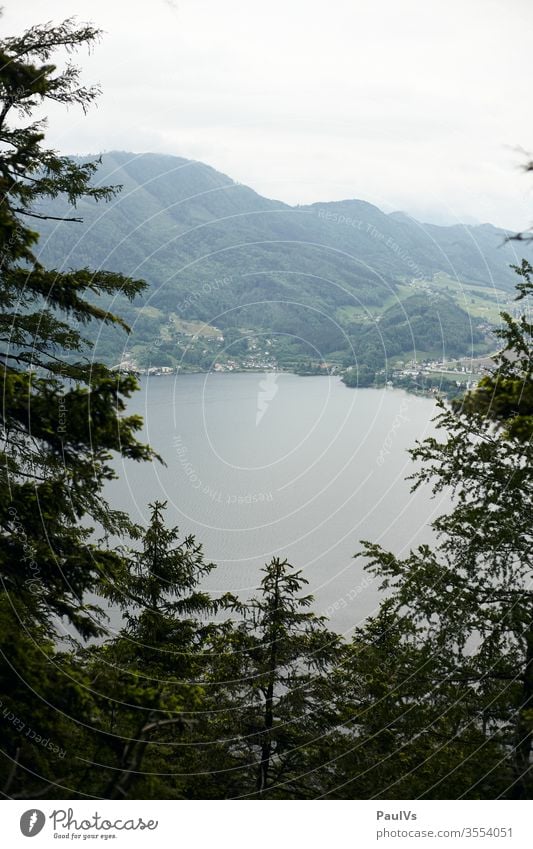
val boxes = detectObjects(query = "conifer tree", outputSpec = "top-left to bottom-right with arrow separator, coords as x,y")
0,17 -> 155,636
360,266 -> 533,798
227,558 -> 341,797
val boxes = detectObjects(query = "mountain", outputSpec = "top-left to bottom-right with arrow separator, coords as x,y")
33,151 -> 530,370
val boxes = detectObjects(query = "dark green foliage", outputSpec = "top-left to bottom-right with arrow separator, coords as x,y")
0,594 -> 97,798
341,292 -> 485,381
1,12 -> 532,805
459,259 -> 533,441
358,264 -> 533,798
0,17 -> 156,637
225,558 -> 341,797
324,604 -> 511,799
355,293 -> 483,366
72,502 -> 229,800
145,557 -> 342,799
343,364 -> 376,387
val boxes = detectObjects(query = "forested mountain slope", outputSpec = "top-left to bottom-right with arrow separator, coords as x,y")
34,152 -> 528,366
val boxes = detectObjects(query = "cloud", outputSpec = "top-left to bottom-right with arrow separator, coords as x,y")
3,0 -> 533,229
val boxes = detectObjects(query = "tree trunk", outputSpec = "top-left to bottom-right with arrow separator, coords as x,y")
512,618 -> 533,798
256,563 -> 281,795
256,678 -> 274,794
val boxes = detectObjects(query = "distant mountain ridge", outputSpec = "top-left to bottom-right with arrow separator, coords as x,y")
33,151 -> 530,369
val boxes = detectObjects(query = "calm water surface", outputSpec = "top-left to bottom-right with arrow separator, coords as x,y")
107,373 -> 445,633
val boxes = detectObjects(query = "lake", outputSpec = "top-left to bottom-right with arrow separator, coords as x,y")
106,373 -> 446,634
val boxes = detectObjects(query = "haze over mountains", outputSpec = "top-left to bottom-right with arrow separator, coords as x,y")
34,152 -> 530,370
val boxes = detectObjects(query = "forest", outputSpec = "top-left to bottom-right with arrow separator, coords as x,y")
0,17 -> 532,800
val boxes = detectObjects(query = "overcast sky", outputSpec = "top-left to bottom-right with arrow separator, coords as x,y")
4,0 -> 533,229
